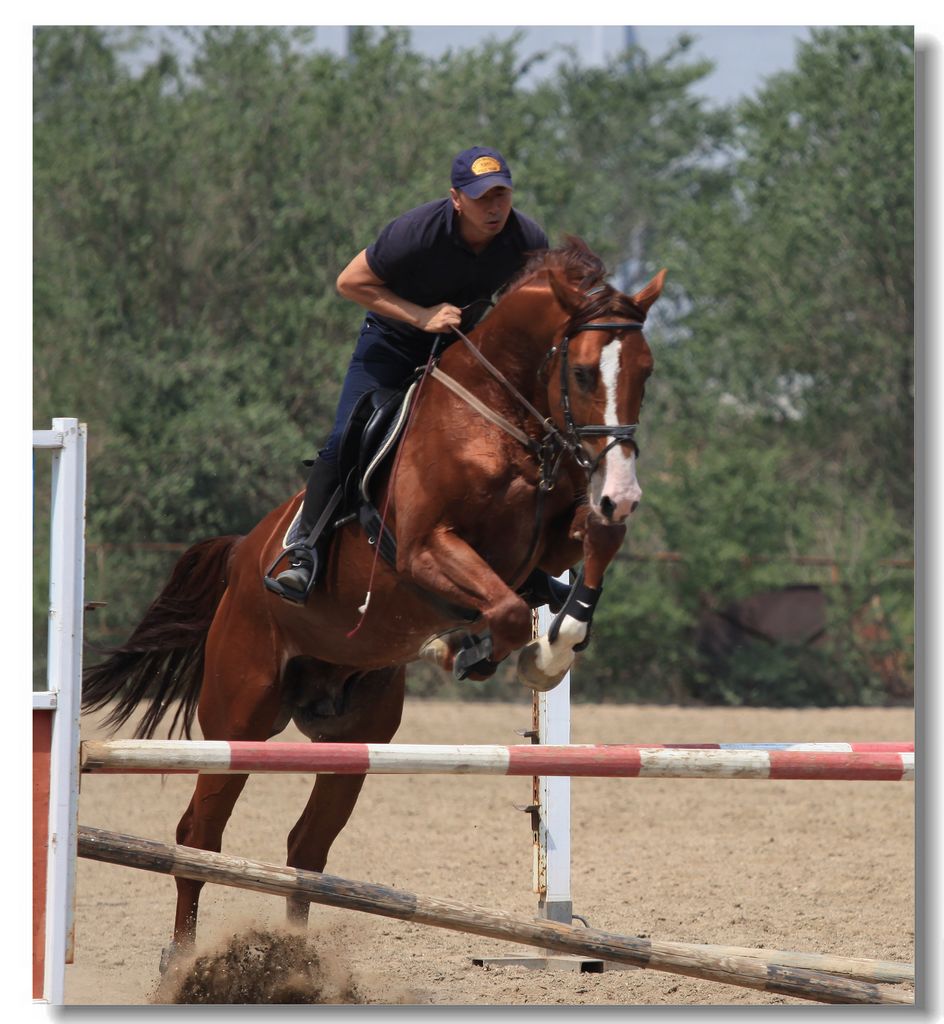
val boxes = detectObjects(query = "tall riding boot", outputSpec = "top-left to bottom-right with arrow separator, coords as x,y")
275,458 -> 341,595
519,569 -> 573,613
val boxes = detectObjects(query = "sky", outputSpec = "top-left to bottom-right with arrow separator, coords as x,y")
308,25 -> 813,105
134,24 -> 813,106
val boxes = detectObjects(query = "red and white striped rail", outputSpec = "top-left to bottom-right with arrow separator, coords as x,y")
81,740 -> 914,782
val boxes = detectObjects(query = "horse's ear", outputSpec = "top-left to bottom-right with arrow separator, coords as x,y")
631,268 -> 667,318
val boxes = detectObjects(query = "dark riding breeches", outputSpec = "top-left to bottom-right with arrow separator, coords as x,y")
318,318 -> 429,466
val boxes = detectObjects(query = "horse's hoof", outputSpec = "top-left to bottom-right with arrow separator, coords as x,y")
516,641 -> 570,692
418,630 -> 459,668
159,942 -> 187,975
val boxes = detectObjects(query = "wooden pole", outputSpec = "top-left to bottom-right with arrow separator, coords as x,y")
76,826 -> 912,1005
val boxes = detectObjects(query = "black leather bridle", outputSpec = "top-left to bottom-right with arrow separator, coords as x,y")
552,319 -> 646,478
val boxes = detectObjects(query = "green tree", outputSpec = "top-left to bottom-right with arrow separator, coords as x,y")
34,25 -> 723,619
663,27 -> 914,523
575,27 -> 914,704
33,27 -> 912,705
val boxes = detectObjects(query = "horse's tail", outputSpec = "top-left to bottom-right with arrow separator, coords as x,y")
81,535 -> 241,739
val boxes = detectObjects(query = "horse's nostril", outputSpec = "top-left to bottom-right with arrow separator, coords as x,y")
600,496 -> 616,520
630,500 -> 640,514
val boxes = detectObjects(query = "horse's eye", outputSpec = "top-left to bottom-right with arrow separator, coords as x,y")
572,365 -> 598,393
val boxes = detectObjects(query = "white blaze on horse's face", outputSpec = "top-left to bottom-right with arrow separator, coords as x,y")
588,338 -> 643,522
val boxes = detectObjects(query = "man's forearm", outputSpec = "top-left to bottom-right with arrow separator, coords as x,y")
337,280 -> 429,329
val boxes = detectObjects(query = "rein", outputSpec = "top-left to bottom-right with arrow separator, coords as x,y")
440,314 -> 645,489
447,327 -> 556,451
429,365 -> 534,449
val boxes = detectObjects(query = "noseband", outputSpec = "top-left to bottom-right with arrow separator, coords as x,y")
552,320 -> 646,477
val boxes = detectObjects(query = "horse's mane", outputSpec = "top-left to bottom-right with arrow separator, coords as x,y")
501,235 -> 647,326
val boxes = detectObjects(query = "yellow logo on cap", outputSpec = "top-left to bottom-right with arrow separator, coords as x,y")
471,156 -> 502,176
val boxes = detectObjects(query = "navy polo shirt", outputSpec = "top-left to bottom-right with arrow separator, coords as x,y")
363,198 -> 548,355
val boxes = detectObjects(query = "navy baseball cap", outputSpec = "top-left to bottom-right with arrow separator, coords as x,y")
451,146 -> 513,198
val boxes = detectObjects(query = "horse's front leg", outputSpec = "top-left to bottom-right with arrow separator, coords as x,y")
517,514 -> 626,691
405,526 -> 534,674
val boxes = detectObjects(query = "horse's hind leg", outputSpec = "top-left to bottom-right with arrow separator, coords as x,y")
170,590 -> 283,952
284,666 -> 406,928
172,774 -> 254,948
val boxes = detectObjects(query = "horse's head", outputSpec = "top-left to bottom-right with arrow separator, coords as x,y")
540,241 -> 664,524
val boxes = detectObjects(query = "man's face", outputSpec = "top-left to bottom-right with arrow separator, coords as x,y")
451,185 -> 514,241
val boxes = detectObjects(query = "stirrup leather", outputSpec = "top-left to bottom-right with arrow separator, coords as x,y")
263,487 -> 342,603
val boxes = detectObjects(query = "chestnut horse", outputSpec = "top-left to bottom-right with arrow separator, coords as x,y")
82,237 -> 664,961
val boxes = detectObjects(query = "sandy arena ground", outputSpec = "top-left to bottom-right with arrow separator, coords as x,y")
67,699 -> 914,1006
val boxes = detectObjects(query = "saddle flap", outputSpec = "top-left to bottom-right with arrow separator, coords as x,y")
336,381 -> 419,509
359,390 -> 408,479
358,380 -> 419,501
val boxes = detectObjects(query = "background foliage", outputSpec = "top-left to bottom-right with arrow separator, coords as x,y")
33,26 -> 914,704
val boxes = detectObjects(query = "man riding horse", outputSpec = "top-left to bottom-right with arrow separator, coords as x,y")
274,146 -> 566,607
83,214 -> 662,958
